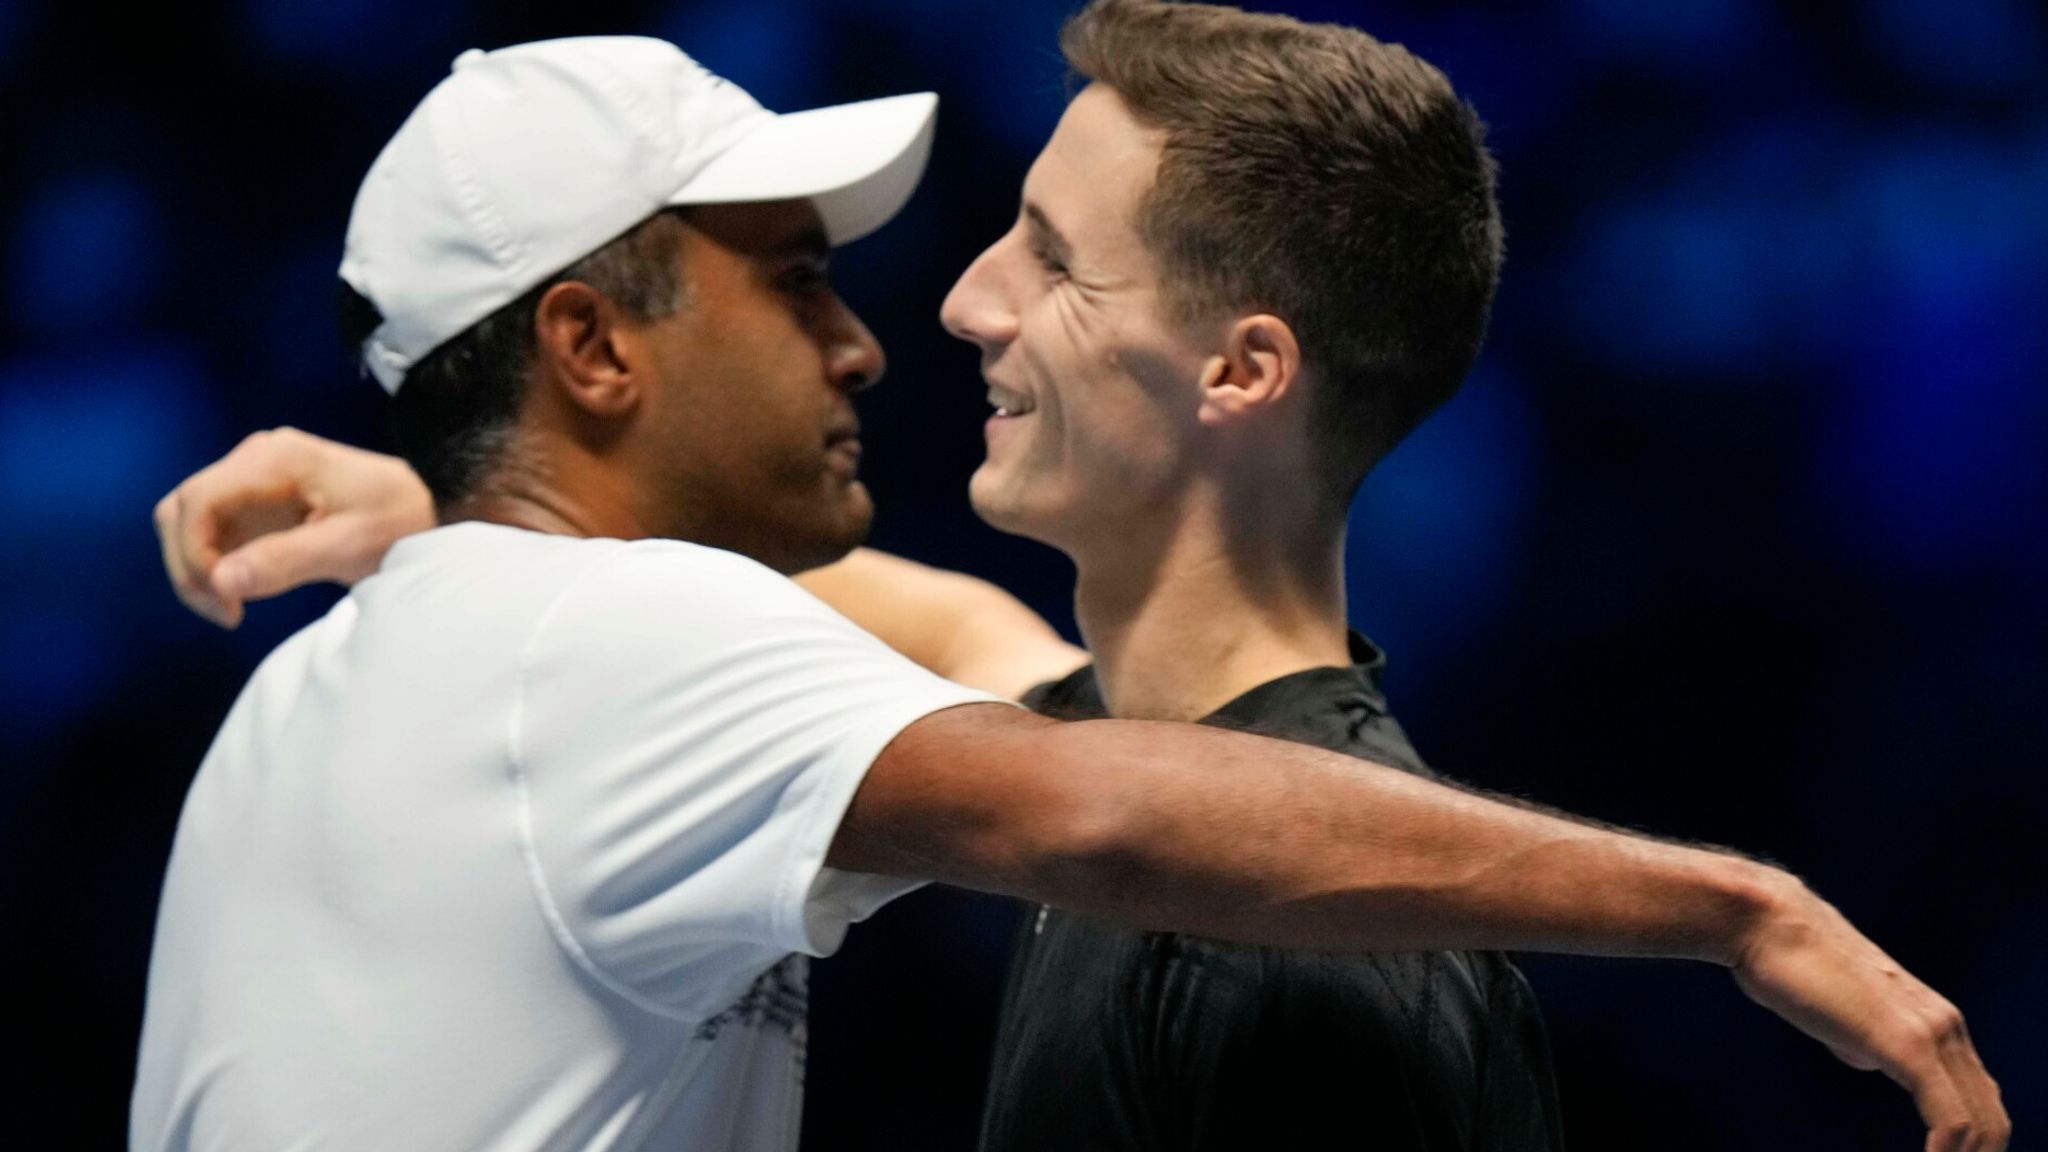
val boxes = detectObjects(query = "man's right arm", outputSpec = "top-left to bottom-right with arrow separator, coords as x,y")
839,703 -> 2007,1152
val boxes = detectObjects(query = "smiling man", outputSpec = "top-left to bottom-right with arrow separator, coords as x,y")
937,5 -> 1567,1144
147,11 -> 2006,1152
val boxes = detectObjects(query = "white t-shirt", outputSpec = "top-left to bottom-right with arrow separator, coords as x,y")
131,523 -> 998,1152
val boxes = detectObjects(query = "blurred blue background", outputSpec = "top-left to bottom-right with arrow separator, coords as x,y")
1,0 -> 2042,1146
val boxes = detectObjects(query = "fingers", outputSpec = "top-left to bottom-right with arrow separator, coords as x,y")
1924,1012 -> 2008,1152
153,429 -> 316,628
1936,1018 -> 2007,1152
214,514 -> 373,603
1885,998 -> 2009,1152
154,487 -> 236,628
1733,883 -> 2006,1152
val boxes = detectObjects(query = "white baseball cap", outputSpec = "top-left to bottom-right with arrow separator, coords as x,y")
340,36 -> 938,393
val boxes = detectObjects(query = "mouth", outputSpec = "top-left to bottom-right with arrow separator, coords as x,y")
825,423 -> 862,472
986,386 -> 1037,420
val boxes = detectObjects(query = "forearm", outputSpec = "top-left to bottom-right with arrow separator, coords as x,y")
1050,718 -> 1775,962
845,710 -> 1776,963
840,705 -> 2008,1143
795,549 -> 967,667
797,549 -> 1085,697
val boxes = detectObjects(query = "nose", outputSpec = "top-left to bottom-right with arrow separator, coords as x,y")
825,298 -> 886,395
940,232 -> 1021,352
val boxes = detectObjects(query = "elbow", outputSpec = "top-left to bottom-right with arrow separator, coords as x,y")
847,709 -> 1194,921
995,723 -> 1173,918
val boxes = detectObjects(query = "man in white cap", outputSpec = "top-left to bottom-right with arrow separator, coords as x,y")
138,32 -> 2007,1152
134,37 -> 969,1152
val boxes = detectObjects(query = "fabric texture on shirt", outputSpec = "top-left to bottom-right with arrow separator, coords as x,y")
131,522 -> 996,1152
978,635 -> 1565,1152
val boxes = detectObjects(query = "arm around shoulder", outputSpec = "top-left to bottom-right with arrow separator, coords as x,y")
830,708 -> 2007,1149
830,705 -> 1767,958
796,549 -> 1087,699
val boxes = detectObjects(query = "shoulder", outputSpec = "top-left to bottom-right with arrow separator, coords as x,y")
531,538 -> 853,647
593,537 -> 794,598
214,601 -> 360,744
418,526 -> 798,604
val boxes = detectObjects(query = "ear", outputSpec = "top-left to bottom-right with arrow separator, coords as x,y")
1195,314 -> 1302,429
531,281 -> 644,420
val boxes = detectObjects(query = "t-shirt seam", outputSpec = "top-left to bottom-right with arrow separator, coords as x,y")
617,541 -> 832,953
763,703 -> 894,949
763,693 -> 998,948
508,544 -> 700,1024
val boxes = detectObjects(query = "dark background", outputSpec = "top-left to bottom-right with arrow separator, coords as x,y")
1,0 -> 2043,1146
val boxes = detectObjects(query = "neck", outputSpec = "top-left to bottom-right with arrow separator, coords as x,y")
443,439 -> 657,541
1072,488 -> 1351,722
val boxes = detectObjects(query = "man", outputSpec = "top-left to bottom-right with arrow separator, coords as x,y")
829,4 -> 1564,1146
146,22 -> 2006,1152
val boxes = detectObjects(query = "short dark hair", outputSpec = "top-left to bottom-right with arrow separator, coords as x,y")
339,210 -> 691,507
1061,0 -> 1504,503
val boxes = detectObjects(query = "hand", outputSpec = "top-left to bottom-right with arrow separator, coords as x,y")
153,428 -> 435,628
1732,873 -> 2008,1152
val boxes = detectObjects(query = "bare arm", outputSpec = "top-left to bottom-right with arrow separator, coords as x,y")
834,704 -> 2007,1152
839,706 -> 1761,958
795,549 -> 1087,698
156,432 -> 1088,700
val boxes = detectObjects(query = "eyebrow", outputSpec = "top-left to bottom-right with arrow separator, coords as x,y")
1023,202 -> 1074,267
774,225 -> 831,261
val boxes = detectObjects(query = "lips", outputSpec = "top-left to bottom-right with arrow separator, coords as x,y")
825,422 -> 862,474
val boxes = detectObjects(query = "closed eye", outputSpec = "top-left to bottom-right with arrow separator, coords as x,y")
1030,242 -> 1069,280
1022,203 -> 1074,283
778,259 -> 832,296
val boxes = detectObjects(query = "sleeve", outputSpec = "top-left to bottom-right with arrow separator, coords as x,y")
511,541 -> 1003,1020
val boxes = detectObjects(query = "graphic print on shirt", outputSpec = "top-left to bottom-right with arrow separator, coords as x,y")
694,953 -> 811,1060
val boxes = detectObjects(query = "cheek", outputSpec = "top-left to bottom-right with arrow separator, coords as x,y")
713,351 -> 818,454
1063,346 -> 1185,476
1005,300 -> 1186,488
1017,305 -> 1110,448
661,372 -> 802,502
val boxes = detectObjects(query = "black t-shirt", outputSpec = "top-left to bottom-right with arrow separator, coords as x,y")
977,636 -> 1565,1151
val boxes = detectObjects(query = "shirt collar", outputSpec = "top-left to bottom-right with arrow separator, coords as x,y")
1201,631 -> 1392,741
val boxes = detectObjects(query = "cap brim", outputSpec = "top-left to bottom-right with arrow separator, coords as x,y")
669,92 -> 937,246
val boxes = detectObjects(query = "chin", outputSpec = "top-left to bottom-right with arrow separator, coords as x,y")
757,484 -> 873,575
967,467 -> 1022,530
968,470 -> 1071,550
814,485 -> 876,562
